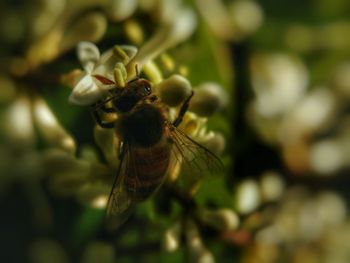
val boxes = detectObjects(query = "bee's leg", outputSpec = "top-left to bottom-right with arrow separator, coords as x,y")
149,94 -> 158,103
99,104 -> 116,113
172,91 -> 194,127
91,105 -> 115,128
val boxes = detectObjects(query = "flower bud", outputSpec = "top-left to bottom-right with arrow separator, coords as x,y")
124,20 -> 144,45
228,0 -> 264,39
167,160 -> 182,182
310,139 -> 343,175
94,125 -> 119,167
186,220 -> 215,263
199,132 -> 226,155
251,54 -> 308,118
156,74 -> 192,107
153,0 -> 182,23
260,171 -> 285,202
76,183 -> 110,209
185,219 -> 202,249
162,221 -> 182,252
198,208 -> 239,231
30,0 -> 65,38
131,8 -> 197,68
4,96 -> 35,147
189,83 -> 227,117
26,27 -> 62,67
178,112 -> 202,137
190,247 -> 215,263
195,0 -> 234,40
106,0 -> 138,21
168,8 -> 197,46
33,97 -> 76,154
234,179 -> 261,214
316,191 -> 346,226
61,12 -> 107,53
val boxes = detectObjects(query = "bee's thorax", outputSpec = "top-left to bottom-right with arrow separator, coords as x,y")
117,104 -> 166,147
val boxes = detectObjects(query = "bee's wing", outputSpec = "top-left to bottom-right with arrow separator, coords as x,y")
105,143 -> 136,230
106,140 -> 171,229
168,124 -> 224,180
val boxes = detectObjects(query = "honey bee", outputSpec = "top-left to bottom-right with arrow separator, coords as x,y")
90,72 -> 223,229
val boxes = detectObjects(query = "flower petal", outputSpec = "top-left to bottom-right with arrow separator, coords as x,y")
69,75 -> 103,105
77,42 -> 100,73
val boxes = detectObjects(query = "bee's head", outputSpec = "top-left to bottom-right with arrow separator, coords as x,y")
128,79 -> 152,97
113,78 -> 152,113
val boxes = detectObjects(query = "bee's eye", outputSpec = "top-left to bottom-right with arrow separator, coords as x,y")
144,84 -> 151,94
140,82 -> 152,96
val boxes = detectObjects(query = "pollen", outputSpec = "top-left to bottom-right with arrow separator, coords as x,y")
114,65 -> 127,88
113,46 -> 129,64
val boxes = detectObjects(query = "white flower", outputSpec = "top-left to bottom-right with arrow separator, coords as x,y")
69,41 -> 137,105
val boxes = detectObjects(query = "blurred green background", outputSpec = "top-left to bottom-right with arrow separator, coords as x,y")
1,0 -> 350,262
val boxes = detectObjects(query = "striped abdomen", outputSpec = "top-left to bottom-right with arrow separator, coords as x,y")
125,139 -> 171,201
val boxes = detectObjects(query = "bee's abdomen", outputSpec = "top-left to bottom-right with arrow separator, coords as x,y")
125,141 -> 171,201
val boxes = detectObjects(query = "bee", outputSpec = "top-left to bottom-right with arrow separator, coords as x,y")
90,72 -> 223,229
